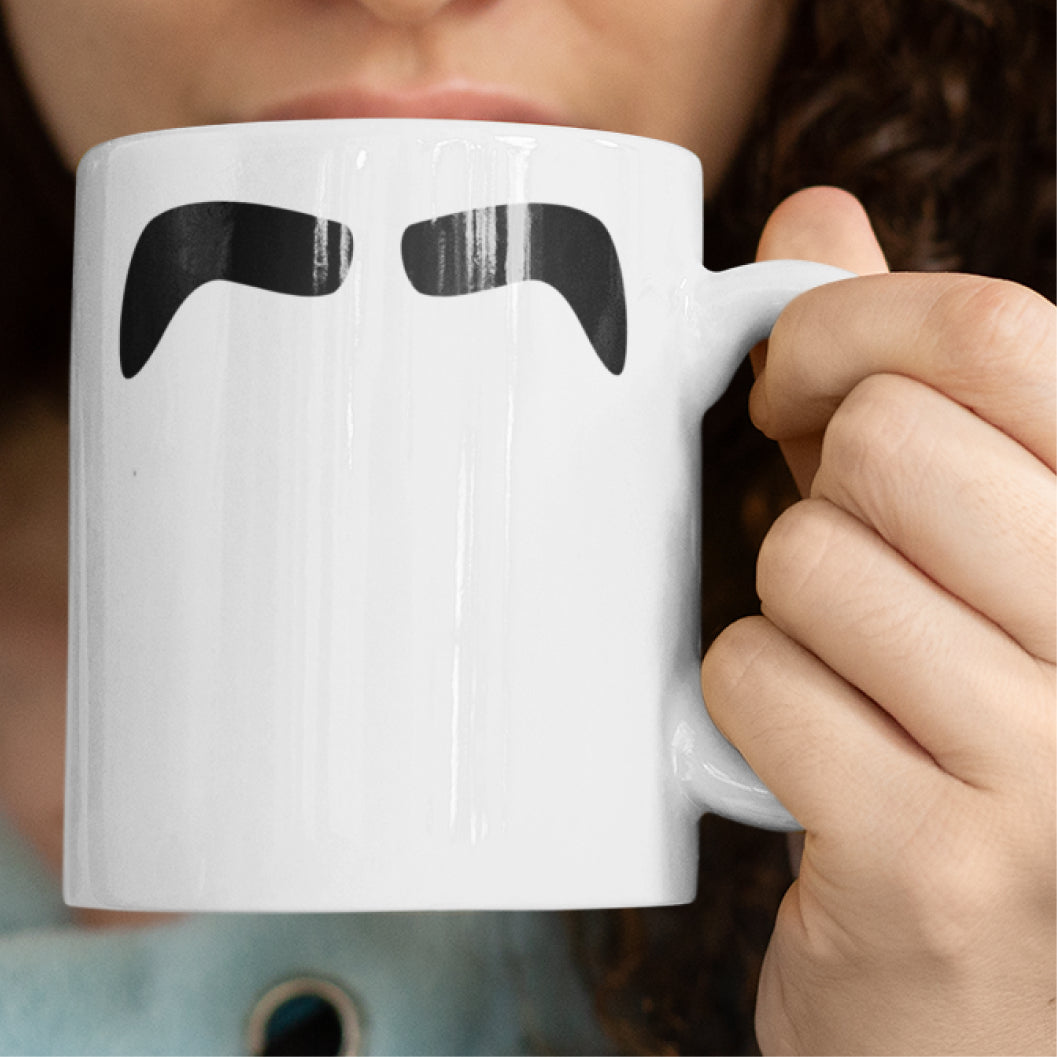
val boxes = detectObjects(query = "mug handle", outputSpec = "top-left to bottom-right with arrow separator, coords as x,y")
674,258 -> 853,831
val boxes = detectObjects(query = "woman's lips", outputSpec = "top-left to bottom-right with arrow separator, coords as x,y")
254,85 -> 575,127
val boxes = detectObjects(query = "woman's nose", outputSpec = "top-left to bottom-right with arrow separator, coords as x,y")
355,0 -> 461,25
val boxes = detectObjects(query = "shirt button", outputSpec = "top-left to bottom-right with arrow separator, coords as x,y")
245,975 -> 364,1056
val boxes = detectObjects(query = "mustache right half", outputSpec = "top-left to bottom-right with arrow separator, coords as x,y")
401,203 -> 627,375
120,201 -> 353,379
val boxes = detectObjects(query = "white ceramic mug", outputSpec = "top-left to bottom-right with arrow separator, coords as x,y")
65,119 -> 846,912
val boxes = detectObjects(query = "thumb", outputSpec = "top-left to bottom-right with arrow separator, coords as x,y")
755,185 -> 889,275
750,187 -> 889,495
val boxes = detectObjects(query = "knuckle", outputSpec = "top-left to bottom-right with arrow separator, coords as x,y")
701,615 -> 769,692
700,615 -> 774,728
817,374 -> 924,493
768,289 -> 811,356
756,498 -> 841,608
812,374 -> 939,536
766,294 -> 829,401
881,798 -> 1003,962
879,777 -> 1056,969
926,275 -> 1056,389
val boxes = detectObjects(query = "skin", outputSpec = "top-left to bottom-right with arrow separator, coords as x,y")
1,0 -> 1054,1051
724,190 -> 1056,1054
1,0 -> 788,188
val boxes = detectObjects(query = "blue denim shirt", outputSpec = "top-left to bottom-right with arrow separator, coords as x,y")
0,814 -> 612,1055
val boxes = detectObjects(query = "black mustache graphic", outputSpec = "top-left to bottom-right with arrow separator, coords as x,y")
401,204 -> 626,375
120,200 -> 625,379
120,201 -> 353,378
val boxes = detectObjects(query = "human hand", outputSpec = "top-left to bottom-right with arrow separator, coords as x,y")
700,187 -> 1056,1055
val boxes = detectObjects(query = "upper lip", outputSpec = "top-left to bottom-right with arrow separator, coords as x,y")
252,82 -> 576,127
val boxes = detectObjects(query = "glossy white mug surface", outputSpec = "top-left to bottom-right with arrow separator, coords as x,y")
65,119 -> 845,911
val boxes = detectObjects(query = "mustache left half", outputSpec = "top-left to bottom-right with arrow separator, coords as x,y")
120,201 -> 353,378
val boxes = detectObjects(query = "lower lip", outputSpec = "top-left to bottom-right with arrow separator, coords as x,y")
256,86 -> 573,127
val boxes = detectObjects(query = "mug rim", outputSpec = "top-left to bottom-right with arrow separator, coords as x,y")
77,116 -> 700,174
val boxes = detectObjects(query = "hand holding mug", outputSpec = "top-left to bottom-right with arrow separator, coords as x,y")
702,187 -> 1056,1055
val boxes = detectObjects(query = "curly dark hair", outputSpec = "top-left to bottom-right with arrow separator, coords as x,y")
0,1 -> 1052,1054
0,10 -> 73,416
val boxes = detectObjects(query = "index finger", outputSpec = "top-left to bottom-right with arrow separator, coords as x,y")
750,272 -> 1057,471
